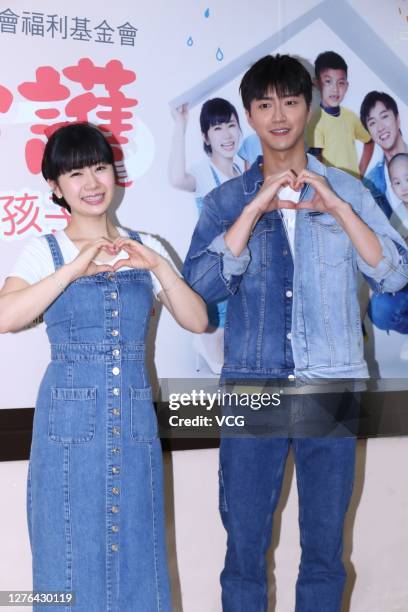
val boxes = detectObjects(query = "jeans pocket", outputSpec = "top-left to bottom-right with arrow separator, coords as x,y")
130,386 -> 158,441
49,387 -> 96,443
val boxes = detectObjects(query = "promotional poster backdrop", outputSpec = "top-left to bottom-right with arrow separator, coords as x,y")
0,0 -> 408,413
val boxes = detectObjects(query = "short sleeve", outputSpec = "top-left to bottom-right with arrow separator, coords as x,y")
138,233 -> 179,298
353,112 -> 371,144
238,134 -> 262,165
7,236 -> 54,284
306,109 -> 324,149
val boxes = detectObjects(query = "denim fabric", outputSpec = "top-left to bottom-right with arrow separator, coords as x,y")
368,283 -> 408,333
363,158 -> 408,333
183,154 -> 408,380
219,436 -> 356,612
363,158 -> 393,219
27,233 -> 172,611
195,164 -> 232,328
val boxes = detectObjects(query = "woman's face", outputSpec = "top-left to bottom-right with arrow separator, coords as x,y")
204,114 -> 241,159
50,162 -> 115,218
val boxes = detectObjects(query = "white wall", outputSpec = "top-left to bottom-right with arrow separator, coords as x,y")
1,438 -> 408,612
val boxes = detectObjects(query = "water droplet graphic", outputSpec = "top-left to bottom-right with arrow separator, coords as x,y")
204,8 -> 210,18
187,36 -> 193,47
216,47 -> 224,61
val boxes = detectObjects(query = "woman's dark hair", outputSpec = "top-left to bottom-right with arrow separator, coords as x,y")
199,98 -> 240,155
42,122 -> 114,212
240,54 -> 312,112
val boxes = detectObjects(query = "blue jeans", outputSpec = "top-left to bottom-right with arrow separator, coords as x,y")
219,436 -> 356,612
368,284 -> 408,334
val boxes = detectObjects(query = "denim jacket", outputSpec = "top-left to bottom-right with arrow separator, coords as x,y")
183,155 -> 408,380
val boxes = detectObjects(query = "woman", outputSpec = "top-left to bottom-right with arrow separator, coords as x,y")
169,98 -> 242,373
0,123 -> 207,611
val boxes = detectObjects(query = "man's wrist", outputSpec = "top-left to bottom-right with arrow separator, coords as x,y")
330,198 -> 351,222
245,198 -> 264,226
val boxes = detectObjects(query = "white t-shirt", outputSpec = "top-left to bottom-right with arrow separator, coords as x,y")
8,228 -> 174,298
278,186 -> 300,258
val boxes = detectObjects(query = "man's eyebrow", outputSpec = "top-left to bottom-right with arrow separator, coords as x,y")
255,93 -> 299,100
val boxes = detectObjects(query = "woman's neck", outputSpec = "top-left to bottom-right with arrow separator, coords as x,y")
64,214 -> 118,242
210,152 -> 237,178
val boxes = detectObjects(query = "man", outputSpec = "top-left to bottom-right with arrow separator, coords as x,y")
360,91 -> 407,218
183,55 -> 408,611
360,91 -> 408,355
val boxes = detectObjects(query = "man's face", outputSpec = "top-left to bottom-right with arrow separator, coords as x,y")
366,101 -> 400,152
317,68 -> 348,108
390,157 -> 408,204
246,88 -> 310,154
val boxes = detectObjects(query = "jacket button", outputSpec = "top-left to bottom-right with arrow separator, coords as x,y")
286,290 -> 293,298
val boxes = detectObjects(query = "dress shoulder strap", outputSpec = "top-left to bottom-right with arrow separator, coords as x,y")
126,229 -> 142,243
44,234 -> 65,270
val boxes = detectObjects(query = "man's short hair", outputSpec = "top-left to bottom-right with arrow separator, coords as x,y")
360,91 -> 399,130
239,54 -> 312,112
314,51 -> 348,79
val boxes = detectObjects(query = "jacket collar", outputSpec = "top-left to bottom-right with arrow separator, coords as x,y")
243,153 -> 326,196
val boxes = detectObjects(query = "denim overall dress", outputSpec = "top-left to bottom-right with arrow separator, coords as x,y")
27,232 -> 172,611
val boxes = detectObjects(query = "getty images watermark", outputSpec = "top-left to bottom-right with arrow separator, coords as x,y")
166,389 -> 281,429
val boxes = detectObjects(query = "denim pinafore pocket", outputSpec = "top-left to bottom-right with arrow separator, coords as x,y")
48,387 -> 97,443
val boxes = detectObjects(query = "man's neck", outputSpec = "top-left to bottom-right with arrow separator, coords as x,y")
261,143 -> 308,177
384,135 -> 407,163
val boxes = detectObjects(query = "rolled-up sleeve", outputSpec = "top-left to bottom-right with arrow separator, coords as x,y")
357,187 -> 408,293
183,193 -> 250,302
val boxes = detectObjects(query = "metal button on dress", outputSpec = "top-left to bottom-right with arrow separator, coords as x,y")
107,273 -> 115,281
113,388 -> 120,396
112,525 -> 119,533
112,466 -> 120,475
112,447 -> 120,454
286,290 -> 293,298
287,332 -> 292,340
111,544 -> 119,552
112,349 -> 120,357
112,487 -> 120,495
113,426 -> 120,435
112,367 -> 120,376
288,374 -> 295,380
112,408 -> 120,416
111,329 -> 119,337
110,292 -> 117,300
111,506 -> 119,513
112,310 -> 119,317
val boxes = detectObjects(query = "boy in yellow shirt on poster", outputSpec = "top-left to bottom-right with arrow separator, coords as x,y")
307,50 -> 374,178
